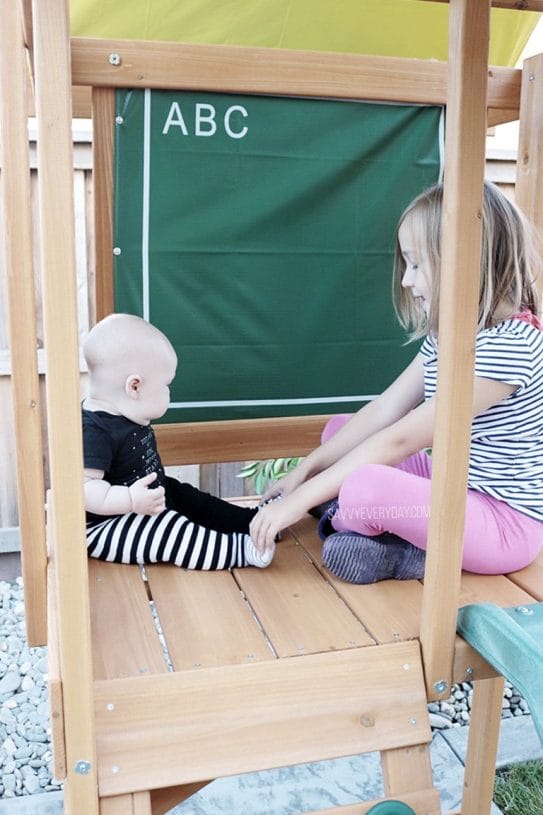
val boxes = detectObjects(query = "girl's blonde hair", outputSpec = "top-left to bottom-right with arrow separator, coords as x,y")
392,181 -> 542,340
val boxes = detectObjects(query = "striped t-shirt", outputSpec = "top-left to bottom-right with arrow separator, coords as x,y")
420,317 -> 543,521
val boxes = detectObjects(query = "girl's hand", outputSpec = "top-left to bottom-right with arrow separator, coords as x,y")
260,465 -> 307,503
250,494 -> 305,554
129,473 -> 166,515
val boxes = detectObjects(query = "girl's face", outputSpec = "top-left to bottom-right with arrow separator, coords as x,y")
398,219 -> 432,315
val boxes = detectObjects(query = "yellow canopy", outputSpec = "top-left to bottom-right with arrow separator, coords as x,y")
70,0 -> 540,67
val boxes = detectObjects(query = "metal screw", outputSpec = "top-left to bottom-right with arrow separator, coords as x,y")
106,703 -> 115,711
466,667 -> 474,677
410,718 -> 417,725
403,663 -> 411,671
111,765 -> 120,774
115,115 -> 124,125
113,247 -> 122,256
74,760 -> 91,775
529,74 -> 535,82
109,53 -> 122,66
515,606 -> 534,616
434,680 -> 448,694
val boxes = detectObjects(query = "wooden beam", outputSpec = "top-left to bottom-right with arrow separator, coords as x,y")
70,38 -> 521,114
515,52 -> 543,305
99,792 -> 152,815
0,0 -> 47,647
32,0 -> 98,811
154,415 -> 329,465
419,0 -> 543,9
150,783 -> 210,815
93,643 -> 430,796
92,88 -> 115,321
461,676 -> 505,815
420,0 -> 491,700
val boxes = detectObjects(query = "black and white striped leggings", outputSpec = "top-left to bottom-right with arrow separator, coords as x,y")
86,478 -> 257,570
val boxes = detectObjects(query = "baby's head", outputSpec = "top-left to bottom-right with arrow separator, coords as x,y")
83,314 -> 177,424
393,181 -> 541,339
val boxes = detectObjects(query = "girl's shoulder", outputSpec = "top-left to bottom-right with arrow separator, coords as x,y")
477,316 -> 543,348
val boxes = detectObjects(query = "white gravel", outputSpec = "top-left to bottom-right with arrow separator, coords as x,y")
0,576 -> 530,797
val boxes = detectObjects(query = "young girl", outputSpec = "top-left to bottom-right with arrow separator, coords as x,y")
251,181 -> 543,583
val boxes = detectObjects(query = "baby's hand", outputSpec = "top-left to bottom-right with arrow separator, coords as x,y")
128,473 -> 166,515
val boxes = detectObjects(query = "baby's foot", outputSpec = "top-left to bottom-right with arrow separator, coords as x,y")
244,536 -> 276,568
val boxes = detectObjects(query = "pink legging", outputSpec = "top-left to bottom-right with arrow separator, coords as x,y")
322,414 -> 543,574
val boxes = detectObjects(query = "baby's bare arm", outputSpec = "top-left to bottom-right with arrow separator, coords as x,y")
84,469 -> 166,515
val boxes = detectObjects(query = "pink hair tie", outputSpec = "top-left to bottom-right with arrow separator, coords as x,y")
512,310 -> 543,331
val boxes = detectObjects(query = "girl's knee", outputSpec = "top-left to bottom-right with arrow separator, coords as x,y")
321,413 -> 352,444
338,464 -> 394,510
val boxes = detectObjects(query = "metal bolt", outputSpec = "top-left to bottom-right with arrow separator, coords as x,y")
74,760 -> 91,775
434,680 -> 448,694
115,115 -> 124,125
515,606 -> 534,616
109,53 -> 122,66
113,247 -> 122,256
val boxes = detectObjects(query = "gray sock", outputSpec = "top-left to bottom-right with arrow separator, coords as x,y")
322,531 -> 426,584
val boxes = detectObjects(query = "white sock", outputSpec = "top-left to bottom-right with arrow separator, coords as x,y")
244,536 -> 275,568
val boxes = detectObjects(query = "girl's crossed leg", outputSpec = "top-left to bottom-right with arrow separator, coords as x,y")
322,414 -> 542,575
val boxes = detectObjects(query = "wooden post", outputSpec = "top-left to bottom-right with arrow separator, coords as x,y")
0,0 -> 47,645
515,53 -> 543,304
419,0 -> 491,699
31,0 -> 98,811
92,87 -> 116,321
461,676 -> 505,815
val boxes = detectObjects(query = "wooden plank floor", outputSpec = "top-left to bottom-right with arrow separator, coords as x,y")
88,513 -> 543,684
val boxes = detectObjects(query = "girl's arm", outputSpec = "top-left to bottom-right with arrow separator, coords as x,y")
263,353 -> 426,500
251,373 -> 515,552
84,468 -> 166,515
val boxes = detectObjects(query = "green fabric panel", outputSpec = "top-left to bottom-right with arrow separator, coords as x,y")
457,603 -> 543,746
114,90 -> 442,422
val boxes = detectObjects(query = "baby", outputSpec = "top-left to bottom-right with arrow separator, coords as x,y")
82,313 -> 275,569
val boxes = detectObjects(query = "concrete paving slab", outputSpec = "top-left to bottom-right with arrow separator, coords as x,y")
0,735 -> 468,814
441,712 -> 543,769
170,732 -> 488,815
0,791 -> 63,815
5,718 -> 539,813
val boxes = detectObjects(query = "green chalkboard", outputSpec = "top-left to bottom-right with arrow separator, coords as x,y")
113,89 -> 443,422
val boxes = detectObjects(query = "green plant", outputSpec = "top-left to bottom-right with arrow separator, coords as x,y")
494,760 -> 543,815
237,457 -> 302,494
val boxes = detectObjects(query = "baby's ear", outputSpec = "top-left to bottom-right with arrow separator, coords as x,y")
125,374 -> 142,398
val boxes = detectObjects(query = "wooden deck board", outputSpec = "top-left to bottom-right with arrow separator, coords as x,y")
294,516 -> 424,644
88,560 -> 168,680
88,515 -> 542,689
234,531 -> 375,656
507,549 -> 543,601
145,565 -> 274,670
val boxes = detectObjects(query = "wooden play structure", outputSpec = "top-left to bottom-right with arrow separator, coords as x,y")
1,0 -> 543,813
